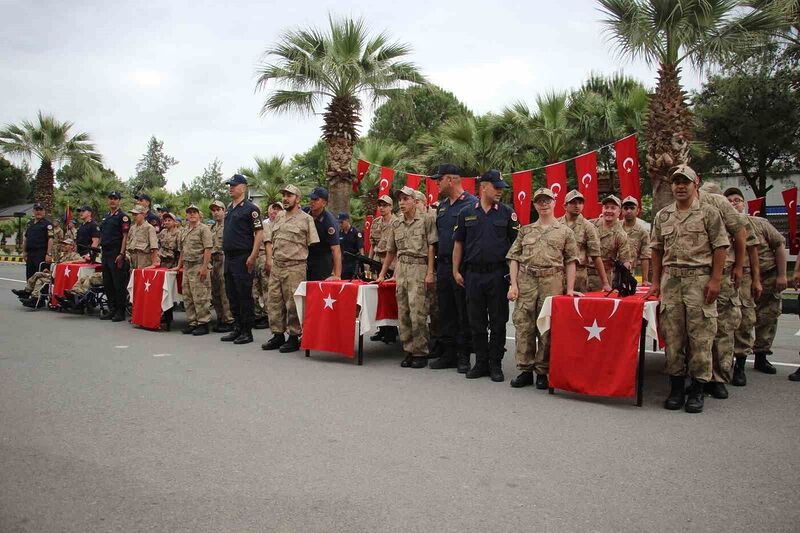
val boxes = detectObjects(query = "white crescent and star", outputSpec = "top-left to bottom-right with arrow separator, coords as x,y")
581,173 -> 593,187
64,266 -> 72,277
622,157 -> 635,173
379,178 -> 389,191
550,183 -> 562,195
584,319 -> 606,341
323,293 -> 336,309
517,191 -> 527,203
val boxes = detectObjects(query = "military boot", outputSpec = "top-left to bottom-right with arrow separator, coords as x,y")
732,356 -> 747,386
465,360 -> 489,379
221,326 -> 241,342
192,324 -> 209,336
181,324 -> 196,335
664,376 -> 685,410
708,382 -> 728,399
685,380 -> 705,413
510,371 -> 534,388
429,346 -> 457,369
233,328 -> 253,345
535,373 -> 549,390
262,333 -> 286,350
456,351 -> 471,374
754,352 -> 777,374
382,327 -> 398,344
278,335 -> 300,352
789,367 -> 800,382
369,328 -> 385,342
488,361 -> 504,382
253,317 -> 269,330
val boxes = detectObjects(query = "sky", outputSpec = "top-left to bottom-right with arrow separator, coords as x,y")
1,0 -> 706,190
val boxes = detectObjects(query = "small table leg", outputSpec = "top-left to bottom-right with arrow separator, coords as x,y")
357,334 -> 364,366
636,319 -> 647,407
305,350 -> 310,358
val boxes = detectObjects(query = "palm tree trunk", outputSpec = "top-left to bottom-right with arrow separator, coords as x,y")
645,63 -> 693,215
323,96 -> 361,215
34,159 -> 55,215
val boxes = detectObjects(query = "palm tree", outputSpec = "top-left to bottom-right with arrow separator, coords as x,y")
599,0 -> 782,212
66,171 -> 126,217
501,92 -> 576,164
255,16 -> 427,215
239,155 -> 315,208
0,111 -> 101,214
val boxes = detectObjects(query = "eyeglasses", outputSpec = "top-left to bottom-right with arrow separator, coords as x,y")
534,199 -> 553,205
729,198 -> 744,204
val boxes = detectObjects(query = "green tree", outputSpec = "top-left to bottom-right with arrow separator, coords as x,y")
287,140 -> 327,186
0,156 -> 32,207
183,158 -> 227,202
64,172 -> 127,217
56,157 -> 118,188
502,92 -> 576,164
255,16 -> 427,215
129,136 -> 178,193
353,138 -> 408,214
239,155 -> 315,207
0,111 -> 101,214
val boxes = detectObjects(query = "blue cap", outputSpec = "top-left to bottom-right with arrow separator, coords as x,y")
309,187 -> 329,200
432,163 -> 462,180
32,202 -> 45,210
225,174 -> 248,186
337,212 -> 350,221
78,204 -> 93,212
134,193 -> 151,202
107,191 -> 122,199
479,169 -> 508,189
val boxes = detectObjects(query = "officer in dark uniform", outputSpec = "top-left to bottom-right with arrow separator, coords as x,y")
75,205 -> 100,259
428,163 -> 478,373
221,174 -> 263,345
453,169 -> 520,382
338,212 -> 363,279
99,191 -> 130,321
23,202 -> 54,279
135,193 -> 162,232
306,187 -> 342,281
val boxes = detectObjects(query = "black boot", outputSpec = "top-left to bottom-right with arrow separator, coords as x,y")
732,356 -> 747,386
410,356 -> 428,369
369,328 -> 385,342
429,347 -> 457,369
535,373 -> 549,390
192,324 -> 209,336
456,351 -> 471,374
262,333 -> 286,350
488,361 -> 504,382
182,324 -> 196,334
708,382 -> 728,399
685,380 -> 705,413
233,328 -> 253,345
400,354 -> 413,368
12,289 -> 31,298
99,309 -> 114,320
278,335 -> 300,352
21,297 -> 37,308
213,322 -> 234,333
754,352 -> 777,374
664,376 -> 686,410
465,360 -> 489,379
221,326 -> 241,342
510,371 -> 534,388
382,327 -> 398,344
111,310 -> 126,322
253,317 -> 269,330
789,367 -> 800,382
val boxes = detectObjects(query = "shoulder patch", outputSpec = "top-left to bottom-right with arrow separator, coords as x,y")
327,227 -> 335,235
511,213 -> 518,222
47,224 -> 53,230
122,216 -> 129,222
252,211 -> 258,219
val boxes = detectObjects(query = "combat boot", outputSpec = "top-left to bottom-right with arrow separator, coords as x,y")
213,322 -> 233,333
685,380 -> 705,413
192,324 -> 209,336
400,354 -> 414,367
535,373 -> 549,390
182,325 -> 196,334
510,371 -> 534,388
233,328 -> 253,345
111,311 -> 126,322
732,356 -> 747,386
262,333 -> 286,350
789,367 -> 800,382
369,329 -> 385,342
753,352 -> 777,374
664,376 -> 686,410
429,347 -> 457,369
456,351 -> 471,374
465,361 -> 489,379
410,356 -> 428,369
708,382 -> 728,399
221,326 -> 241,342
488,361 -> 504,382
12,289 -> 30,298
278,335 -> 300,352
382,327 -> 397,344
253,317 -> 269,330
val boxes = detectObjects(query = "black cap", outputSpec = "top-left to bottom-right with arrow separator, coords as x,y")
337,212 -> 350,221
432,163 -> 462,180
724,187 -> 745,198
309,187 -> 329,200
478,169 -> 509,189
134,193 -> 151,202
78,204 -> 92,212
225,174 -> 248,186
32,202 -> 45,210
107,191 -> 122,199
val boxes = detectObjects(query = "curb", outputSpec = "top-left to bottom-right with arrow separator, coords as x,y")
0,256 -> 24,263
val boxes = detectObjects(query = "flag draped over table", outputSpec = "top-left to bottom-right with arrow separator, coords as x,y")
406,173 -> 423,191
748,197 -> 766,218
131,268 -> 166,330
51,261 -> 87,305
378,167 -> 394,198
782,187 -> 798,254
512,170 -> 533,225
301,281 -> 360,357
544,162 -> 567,218
363,215 -> 373,254
462,177 -> 476,195
614,135 -> 642,205
353,159 -> 371,192
575,151 -> 600,219
426,176 -> 439,205
375,280 -> 398,320
549,295 -> 644,398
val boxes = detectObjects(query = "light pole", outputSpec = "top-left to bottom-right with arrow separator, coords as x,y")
13,211 -> 25,253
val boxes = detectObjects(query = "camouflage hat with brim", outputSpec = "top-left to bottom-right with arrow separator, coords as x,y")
185,204 -> 201,214
671,165 -> 699,183
413,190 -> 426,202
563,190 -> 584,204
377,194 -> 393,206
699,182 -> 722,195
395,186 -> 416,199
61,238 -> 75,245
601,194 -> 622,207
621,195 -> 639,207
533,188 -> 555,201
128,205 -> 146,215
281,184 -> 302,197
210,200 -> 226,210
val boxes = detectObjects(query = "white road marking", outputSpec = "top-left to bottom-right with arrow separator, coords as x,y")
0,277 -> 25,283
114,345 -> 129,349
152,353 -> 171,357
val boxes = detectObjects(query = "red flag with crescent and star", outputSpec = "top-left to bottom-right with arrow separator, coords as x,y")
549,295 -> 644,398
375,280 -> 398,320
782,187 -> 798,254
405,173 -> 423,191
461,177 -> 476,195
363,215 -> 373,254
425,176 -> 439,206
614,135 -> 642,205
353,159 -> 371,192
747,197 -> 766,218
131,268 -> 167,330
300,281 -> 360,357
51,261 -> 93,305
575,151 -> 601,219
378,167 -> 394,198
512,170 -> 533,225
544,162 -> 567,218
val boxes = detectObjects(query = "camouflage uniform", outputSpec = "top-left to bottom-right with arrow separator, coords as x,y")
507,220 -> 578,375
751,216 -> 786,354
158,226 -> 181,269
179,223 -> 213,327
558,214 -> 600,292
265,210 -> 319,336
588,219 -> 634,291
51,225 -> 65,262
385,210 -> 438,357
210,219 -> 233,324
25,251 -> 82,297
252,236 -> 269,322
734,216 -> 765,359
370,215 -> 397,270
70,271 -> 103,296
126,222 -> 158,269
650,199 -> 729,381
623,222 -> 651,273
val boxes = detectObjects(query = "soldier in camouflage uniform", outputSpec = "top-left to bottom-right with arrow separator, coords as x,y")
157,212 -> 181,269
621,196 -> 651,284
589,195 -> 634,291
507,188 -> 579,390
174,205 -> 213,336
51,219 -> 65,263
209,200 -> 234,332
126,205 -> 160,269
19,238 -> 83,307
253,202 -> 283,329
558,189 -> 607,293
368,194 -> 398,344
376,186 -> 438,368
646,167 -> 729,414
414,189 -> 444,358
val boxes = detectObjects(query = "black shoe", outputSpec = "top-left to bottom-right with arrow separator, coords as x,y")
262,333 -> 286,350
253,317 -> 269,330
429,356 -> 457,369
182,325 -> 196,335
664,376 -> 686,410
789,368 -> 800,382
489,362 -> 504,382
535,373 -> 549,390
192,324 -> 209,336
382,329 -> 397,344
754,353 -> 777,374
111,312 -> 125,322
685,380 -> 705,413
21,298 -> 37,308
410,357 -> 428,369
510,371 -> 534,388
99,310 -> 114,320
732,356 -> 747,386
221,328 -> 241,342
456,352 -> 471,374
213,322 -> 233,333
369,331 -> 385,342
400,355 -> 413,368
12,289 -> 30,298
466,364 -> 489,379
278,335 -> 300,353
709,382 -> 728,399
233,329 -> 253,345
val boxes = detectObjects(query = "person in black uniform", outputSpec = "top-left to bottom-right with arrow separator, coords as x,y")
135,193 -> 162,232
306,187 -> 342,281
453,170 -> 520,382
338,213 -> 363,279
99,191 -> 130,322
75,205 -> 100,260
22,203 -> 54,280
428,164 -> 477,373
221,174 -> 263,345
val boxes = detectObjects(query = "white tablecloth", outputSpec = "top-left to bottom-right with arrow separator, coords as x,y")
294,282 -> 398,336
127,269 -> 183,312
537,296 -> 660,341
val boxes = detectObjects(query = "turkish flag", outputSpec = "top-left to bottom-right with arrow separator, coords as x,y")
512,170 -> 533,225
425,176 -> 439,205
615,135 -> 642,204
353,159 -> 371,192
549,295 -> 644,398
51,261 -> 89,305
131,268 -> 167,330
301,281 -> 360,357
544,162 -> 568,218
378,167 -> 394,198
575,151 -> 601,219
747,197 -> 766,218
376,280 -> 398,320
782,187 -> 799,254
363,215 -> 373,254
406,173 -> 423,191
462,177 -> 476,195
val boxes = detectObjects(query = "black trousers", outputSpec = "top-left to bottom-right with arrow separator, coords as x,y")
436,265 -> 471,354
307,254 -> 333,281
224,252 -> 254,329
25,248 -> 46,280
465,270 -> 509,364
101,247 -> 129,315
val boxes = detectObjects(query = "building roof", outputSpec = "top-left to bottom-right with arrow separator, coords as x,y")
0,203 -> 34,218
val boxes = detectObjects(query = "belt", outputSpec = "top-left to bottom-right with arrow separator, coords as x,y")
575,264 -> 587,270
519,265 -> 564,277
211,252 -> 224,259
668,266 -> 711,277
130,249 -> 150,254
398,255 -> 427,265
588,260 -> 613,271
465,262 -> 506,273
274,258 -> 306,268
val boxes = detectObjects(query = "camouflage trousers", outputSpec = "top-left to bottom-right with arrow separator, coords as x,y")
182,261 -> 211,326
159,257 -> 178,269
71,272 -> 103,296
25,272 -> 50,297
395,261 -> 429,356
128,251 -> 153,269
734,272 -> 757,358
754,269 -> 782,353
267,262 -> 305,336
512,271 -> 563,374
571,266 -> 588,293
253,253 -> 269,320
711,273 -> 742,384
660,273 -> 716,381
210,255 -> 233,324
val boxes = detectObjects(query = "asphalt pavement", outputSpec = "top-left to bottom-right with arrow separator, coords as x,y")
0,262 -> 798,532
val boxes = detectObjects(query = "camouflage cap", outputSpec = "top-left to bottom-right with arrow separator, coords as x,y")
281,184 -> 302,196
210,200 -> 226,210
563,189 -> 584,204
533,188 -> 555,201
413,190 -> 426,202
377,194 -> 393,206
621,195 -> 639,207
395,186 -> 416,199
699,182 -> 722,195
601,194 -> 622,207
185,204 -> 201,214
128,205 -> 146,215
61,238 -> 75,245
671,164 -> 699,183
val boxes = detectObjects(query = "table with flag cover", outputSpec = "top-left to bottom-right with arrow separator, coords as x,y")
127,268 -> 183,330
51,262 -> 102,305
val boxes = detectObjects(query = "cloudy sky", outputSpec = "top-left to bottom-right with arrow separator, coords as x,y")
1,0 -> 705,189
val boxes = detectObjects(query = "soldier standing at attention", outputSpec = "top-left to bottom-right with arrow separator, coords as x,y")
174,205 -> 213,336
209,200 -> 234,333
558,190 -> 607,293
337,213 -> 363,279
646,167 -> 729,414
158,212 -> 181,269
376,186 -> 438,368
75,205 -> 100,260
22,202 -> 54,280
590,195 -> 634,291
51,219 -> 65,263
306,187 -> 342,281
126,205 -> 160,269
368,194 -> 398,343
99,191 -> 130,322
507,188 -> 579,390
620,196 -> 651,284
134,193 -> 162,232
414,189 -> 443,355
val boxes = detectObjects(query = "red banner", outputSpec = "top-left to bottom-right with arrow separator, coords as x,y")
363,215 -> 373,254
51,261 -> 94,305
376,280 -> 398,320
747,197 -> 766,218
575,151 -> 601,219
406,173 -> 423,191
462,177 -> 476,195
301,281 -> 360,357
377,166 -> 394,198
353,159 -> 371,192
425,176 -> 439,205
131,268 -> 167,330
512,170 -> 533,226
549,295 -> 644,398
615,135 -> 642,205
544,162 -> 567,218
782,187 -> 799,254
